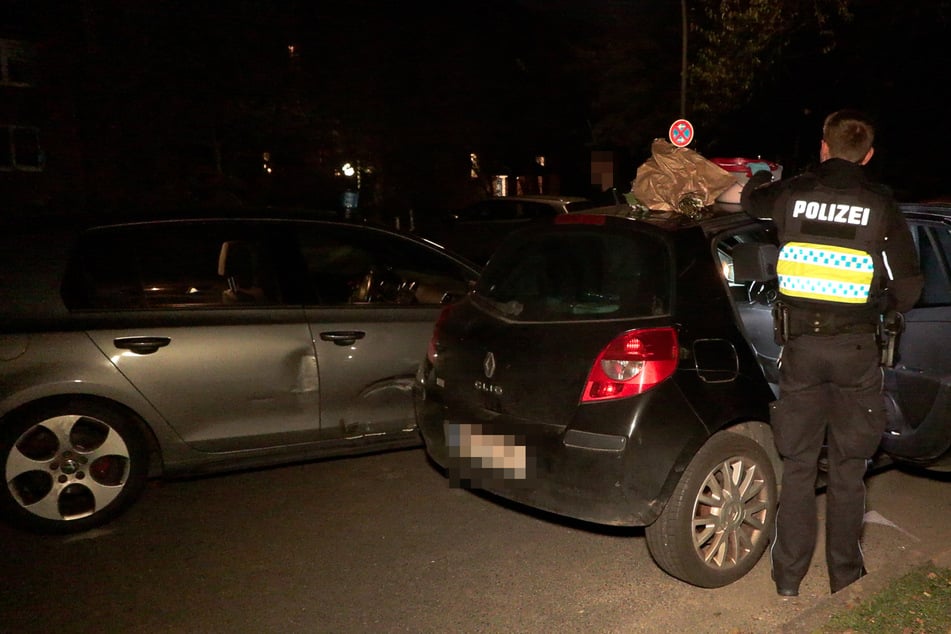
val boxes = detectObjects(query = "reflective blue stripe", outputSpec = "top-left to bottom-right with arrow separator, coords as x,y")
779,246 -> 874,272
778,275 -> 871,300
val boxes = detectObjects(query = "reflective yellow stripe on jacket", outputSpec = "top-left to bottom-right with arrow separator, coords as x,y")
777,242 -> 874,304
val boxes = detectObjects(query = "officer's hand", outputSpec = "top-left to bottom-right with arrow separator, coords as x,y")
745,169 -> 773,190
883,310 -> 903,333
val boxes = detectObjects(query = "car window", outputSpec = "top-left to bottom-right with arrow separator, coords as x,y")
910,222 -> 951,307
474,227 -> 670,321
296,224 -> 473,305
62,223 -> 282,310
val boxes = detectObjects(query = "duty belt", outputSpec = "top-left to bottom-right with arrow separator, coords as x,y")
786,309 -> 878,337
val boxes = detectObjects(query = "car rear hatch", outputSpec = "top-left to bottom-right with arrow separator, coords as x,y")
430,215 -> 677,429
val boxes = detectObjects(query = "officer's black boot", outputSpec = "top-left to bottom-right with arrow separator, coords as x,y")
772,569 -> 800,597
830,566 -> 867,594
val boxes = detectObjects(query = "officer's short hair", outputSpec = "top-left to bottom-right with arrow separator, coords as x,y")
823,109 -> 875,162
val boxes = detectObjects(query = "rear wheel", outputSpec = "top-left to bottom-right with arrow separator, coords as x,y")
646,431 -> 776,588
0,400 -> 150,534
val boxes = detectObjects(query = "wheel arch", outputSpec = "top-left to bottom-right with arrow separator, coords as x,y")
645,427 -> 779,587
1,393 -> 165,477
723,419 -> 783,484
647,418 -> 781,528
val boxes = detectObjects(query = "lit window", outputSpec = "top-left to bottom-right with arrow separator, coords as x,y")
470,152 -> 480,179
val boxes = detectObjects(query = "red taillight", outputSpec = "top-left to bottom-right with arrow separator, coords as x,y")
582,327 -> 679,402
427,303 -> 456,364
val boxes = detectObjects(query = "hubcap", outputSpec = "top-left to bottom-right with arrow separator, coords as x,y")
691,455 -> 770,569
6,415 -> 131,521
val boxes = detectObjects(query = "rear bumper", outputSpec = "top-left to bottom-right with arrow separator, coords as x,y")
414,374 -> 706,527
422,420 -> 666,526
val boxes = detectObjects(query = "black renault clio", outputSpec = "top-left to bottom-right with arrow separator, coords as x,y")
416,208 -> 783,588
415,204 -> 951,588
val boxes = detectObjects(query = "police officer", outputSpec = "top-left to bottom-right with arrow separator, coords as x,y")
741,109 -> 923,596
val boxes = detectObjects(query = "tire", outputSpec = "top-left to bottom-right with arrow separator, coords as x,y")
645,431 -> 777,588
0,400 -> 150,534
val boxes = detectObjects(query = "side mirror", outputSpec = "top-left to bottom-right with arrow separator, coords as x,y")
732,243 -> 778,282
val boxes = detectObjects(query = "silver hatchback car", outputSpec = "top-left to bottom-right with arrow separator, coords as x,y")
0,214 -> 480,533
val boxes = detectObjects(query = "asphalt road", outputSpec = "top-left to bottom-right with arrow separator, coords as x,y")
1,447 -> 948,634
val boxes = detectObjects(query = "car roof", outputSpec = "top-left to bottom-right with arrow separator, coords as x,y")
1,207 -> 483,263
899,201 -> 951,221
83,214 -> 480,256
577,200 -> 951,238
561,201 -> 761,235
474,195 -> 588,204
87,214 -> 366,231
0,205 -> 342,233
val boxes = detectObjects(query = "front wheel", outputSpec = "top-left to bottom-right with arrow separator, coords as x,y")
0,400 -> 150,534
646,432 -> 777,588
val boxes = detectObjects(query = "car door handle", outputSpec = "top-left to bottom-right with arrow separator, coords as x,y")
113,336 -> 172,355
319,331 -> 366,346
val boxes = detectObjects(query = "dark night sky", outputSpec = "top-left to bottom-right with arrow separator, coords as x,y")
262,0 -> 951,198
3,0 -> 949,209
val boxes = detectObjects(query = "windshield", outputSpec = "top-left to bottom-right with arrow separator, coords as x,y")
474,226 -> 671,321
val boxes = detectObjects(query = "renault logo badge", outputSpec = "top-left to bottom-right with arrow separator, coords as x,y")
483,352 -> 496,379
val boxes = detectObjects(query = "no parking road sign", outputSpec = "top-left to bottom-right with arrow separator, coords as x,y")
668,119 -> 694,147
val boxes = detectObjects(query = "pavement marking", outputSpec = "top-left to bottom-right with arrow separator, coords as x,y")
864,510 -> 921,541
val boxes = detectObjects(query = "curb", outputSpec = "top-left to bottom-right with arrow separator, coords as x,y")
780,546 -> 951,633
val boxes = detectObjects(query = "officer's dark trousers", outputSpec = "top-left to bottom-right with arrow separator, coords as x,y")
770,332 -> 885,593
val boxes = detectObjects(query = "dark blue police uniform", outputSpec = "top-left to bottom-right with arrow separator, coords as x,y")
742,158 -> 922,594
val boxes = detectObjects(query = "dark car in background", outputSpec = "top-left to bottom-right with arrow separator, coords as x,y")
418,193 -> 629,264
414,203 -> 951,588
0,214 -> 481,534
419,195 -> 588,265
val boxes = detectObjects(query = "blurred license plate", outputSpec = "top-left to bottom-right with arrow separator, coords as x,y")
446,423 -> 527,479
